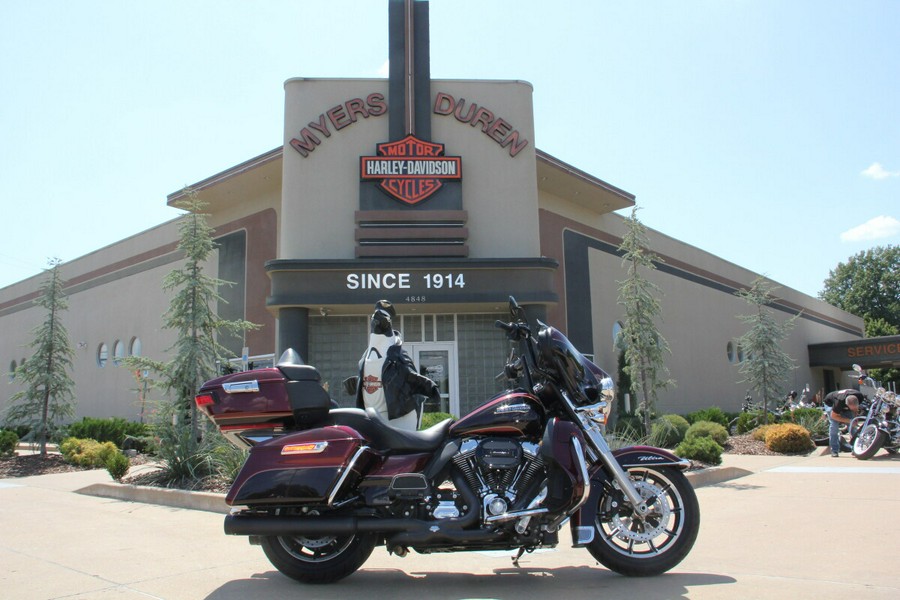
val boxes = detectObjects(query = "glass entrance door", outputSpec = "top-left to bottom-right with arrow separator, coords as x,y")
408,342 -> 458,416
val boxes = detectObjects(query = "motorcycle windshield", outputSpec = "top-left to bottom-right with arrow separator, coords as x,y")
539,325 -> 611,405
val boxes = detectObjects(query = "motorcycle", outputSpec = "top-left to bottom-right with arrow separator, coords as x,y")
194,297 -> 700,583
850,366 -> 899,460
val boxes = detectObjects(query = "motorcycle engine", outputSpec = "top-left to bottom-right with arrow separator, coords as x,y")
450,438 -> 546,521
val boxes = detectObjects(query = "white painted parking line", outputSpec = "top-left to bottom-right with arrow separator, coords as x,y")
770,466 -> 900,474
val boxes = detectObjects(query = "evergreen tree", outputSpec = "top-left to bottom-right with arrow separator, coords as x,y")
5,259 -> 76,456
735,278 -> 797,424
128,188 -> 257,447
617,207 -> 674,435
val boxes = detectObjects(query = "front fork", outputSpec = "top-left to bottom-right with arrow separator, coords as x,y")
578,422 -> 652,518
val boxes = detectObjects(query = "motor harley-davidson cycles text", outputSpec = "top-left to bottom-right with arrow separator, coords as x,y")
195,297 -> 700,583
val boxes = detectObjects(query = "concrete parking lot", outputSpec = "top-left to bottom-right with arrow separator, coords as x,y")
2,449 -> 899,599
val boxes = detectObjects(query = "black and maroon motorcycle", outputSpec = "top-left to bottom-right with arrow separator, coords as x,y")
195,297 -> 700,583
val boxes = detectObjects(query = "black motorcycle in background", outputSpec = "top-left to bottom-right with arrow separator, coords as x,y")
849,366 -> 900,460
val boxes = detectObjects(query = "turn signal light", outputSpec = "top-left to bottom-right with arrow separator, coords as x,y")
281,441 -> 328,455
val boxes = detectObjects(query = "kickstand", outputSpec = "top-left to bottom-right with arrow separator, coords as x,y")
512,547 -> 526,567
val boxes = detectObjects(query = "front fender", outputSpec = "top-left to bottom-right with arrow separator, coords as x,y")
611,445 -> 691,470
569,445 -> 690,547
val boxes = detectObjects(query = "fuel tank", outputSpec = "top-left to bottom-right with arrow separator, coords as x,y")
449,390 -> 545,438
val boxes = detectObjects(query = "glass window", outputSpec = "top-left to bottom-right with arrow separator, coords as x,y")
130,337 -> 142,357
97,343 -> 108,368
613,321 -> 625,350
113,340 -> 125,365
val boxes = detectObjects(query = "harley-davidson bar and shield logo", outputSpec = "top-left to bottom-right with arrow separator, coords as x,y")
360,134 -> 462,205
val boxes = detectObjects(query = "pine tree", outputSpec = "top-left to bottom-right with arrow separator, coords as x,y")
617,207 -> 674,435
5,259 -> 76,456
735,278 -> 797,424
128,188 -> 257,452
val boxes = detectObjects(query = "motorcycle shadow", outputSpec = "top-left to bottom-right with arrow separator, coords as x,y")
863,451 -> 900,461
204,566 -> 736,600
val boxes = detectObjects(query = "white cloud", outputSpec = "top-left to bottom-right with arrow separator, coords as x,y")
840,215 -> 900,242
861,162 -> 900,180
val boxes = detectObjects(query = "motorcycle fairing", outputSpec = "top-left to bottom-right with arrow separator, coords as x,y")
539,419 -> 590,516
568,446 -> 690,547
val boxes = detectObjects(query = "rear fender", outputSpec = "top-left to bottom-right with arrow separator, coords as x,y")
569,445 -> 689,547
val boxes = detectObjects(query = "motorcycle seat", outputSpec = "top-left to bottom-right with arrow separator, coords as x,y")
328,408 -> 452,452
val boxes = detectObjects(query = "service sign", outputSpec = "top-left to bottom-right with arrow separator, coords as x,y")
360,134 -> 462,205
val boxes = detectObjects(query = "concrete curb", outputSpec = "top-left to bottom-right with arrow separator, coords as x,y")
75,464 -> 753,514
77,483 -> 229,514
685,465 -> 753,488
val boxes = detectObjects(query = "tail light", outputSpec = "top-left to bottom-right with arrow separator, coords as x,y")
195,393 -> 215,407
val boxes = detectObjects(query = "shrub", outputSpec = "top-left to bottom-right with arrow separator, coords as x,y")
736,411 -> 765,434
791,409 -> 828,440
60,437 -> 120,468
675,437 -> 723,465
788,408 -> 823,423
208,432 -> 248,484
764,423 -> 815,454
613,414 -> 644,436
66,417 -> 149,449
0,429 -> 19,457
685,420 -> 729,446
650,414 -> 690,448
686,407 -> 729,427
105,452 -> 130,481
420,412 -> 455,430
751,424 -> 776,442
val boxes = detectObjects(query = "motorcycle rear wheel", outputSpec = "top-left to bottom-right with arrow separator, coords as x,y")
587,466 -> 699,577
852,424 -> 886,460
260,531 -> 376,584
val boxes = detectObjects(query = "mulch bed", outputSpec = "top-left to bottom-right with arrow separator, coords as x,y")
0,451 -> 154,479
0,453 -> 92,478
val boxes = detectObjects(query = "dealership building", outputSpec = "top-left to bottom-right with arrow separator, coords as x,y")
3,1 -> 894,424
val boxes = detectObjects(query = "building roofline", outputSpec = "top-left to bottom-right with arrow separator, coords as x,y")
166,146 -> 283,205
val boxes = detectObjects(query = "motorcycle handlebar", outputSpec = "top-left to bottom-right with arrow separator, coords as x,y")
495,320 -> 530,341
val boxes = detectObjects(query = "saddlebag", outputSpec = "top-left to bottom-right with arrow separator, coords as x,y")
225,426 -> 375,507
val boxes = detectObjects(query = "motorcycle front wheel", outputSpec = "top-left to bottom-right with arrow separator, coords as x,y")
587,466 -> 699,577
260,531 -> 376,584
852,424 -> 886,460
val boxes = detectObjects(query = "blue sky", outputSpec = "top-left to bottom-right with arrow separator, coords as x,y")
1,0 -> 898,298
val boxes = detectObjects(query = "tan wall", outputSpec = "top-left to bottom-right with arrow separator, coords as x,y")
538,196 -> 864,415
1,220 -> 184,421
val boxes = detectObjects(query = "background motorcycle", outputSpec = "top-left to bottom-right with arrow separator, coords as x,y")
850,365 -> 900,459
195,297 -> 700,583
